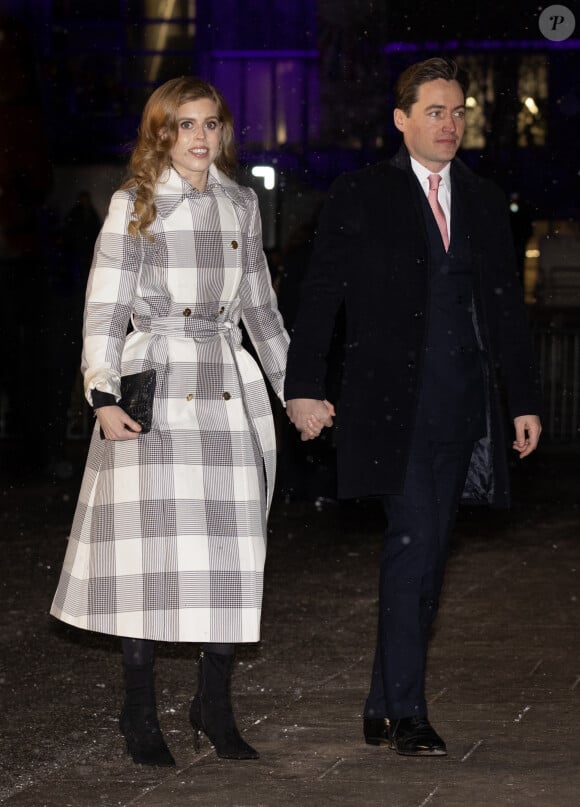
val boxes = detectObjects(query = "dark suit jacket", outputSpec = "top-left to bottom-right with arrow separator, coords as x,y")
284,146 -> 542,504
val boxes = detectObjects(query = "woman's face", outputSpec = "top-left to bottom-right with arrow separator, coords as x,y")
169,97 -> 222,190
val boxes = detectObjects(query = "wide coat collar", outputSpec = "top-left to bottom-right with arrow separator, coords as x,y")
154,164 -> 247,219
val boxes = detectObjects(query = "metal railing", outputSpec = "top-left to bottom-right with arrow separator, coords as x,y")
533,328 -> 580,443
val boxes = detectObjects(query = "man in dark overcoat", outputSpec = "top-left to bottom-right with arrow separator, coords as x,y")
284,57 -> 542,757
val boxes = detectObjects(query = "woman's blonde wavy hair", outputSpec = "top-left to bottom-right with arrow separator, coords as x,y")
121,77 -> 237,239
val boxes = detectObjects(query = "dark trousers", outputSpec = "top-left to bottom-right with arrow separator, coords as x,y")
364,432 -> 475,720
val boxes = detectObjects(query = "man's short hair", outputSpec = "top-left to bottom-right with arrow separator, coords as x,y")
394,57 -> 470,115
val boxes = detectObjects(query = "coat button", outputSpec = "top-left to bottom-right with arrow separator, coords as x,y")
183,308 -> 191,317
231,240 -> 238,249
186,394 -> 193,401
219,306 -> 225,314
223,392 -> 231,400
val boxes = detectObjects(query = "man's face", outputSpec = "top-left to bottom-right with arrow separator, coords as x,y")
394,78 -> 466,172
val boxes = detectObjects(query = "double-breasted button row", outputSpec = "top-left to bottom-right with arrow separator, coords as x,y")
184,306 -> 227,316
185,392 -> 231,401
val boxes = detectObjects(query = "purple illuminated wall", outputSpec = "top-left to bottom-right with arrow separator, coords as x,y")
195,0 -> 319,149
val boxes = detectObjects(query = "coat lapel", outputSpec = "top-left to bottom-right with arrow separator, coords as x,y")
449,159 -> 483,248
389,145 -> 431,257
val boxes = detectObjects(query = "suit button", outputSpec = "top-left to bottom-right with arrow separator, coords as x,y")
183,308 -> 191,317
223,392 -> 231,400
219,306 -> 225,314
231,240 -> 238,249
186,394 -> 193,401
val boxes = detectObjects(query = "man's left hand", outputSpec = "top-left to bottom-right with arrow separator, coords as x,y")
512,415 -> 542,459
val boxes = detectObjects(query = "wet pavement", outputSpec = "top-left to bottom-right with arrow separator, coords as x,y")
1,442 -> 579,806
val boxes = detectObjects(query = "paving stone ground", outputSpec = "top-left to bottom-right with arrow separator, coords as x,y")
1,446 -> 579,806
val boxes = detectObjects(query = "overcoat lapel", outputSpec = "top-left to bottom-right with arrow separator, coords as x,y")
449,160 -> 481,249
389,145 -> 431,255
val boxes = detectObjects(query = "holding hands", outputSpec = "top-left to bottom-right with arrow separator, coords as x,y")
286,398 -> 335,441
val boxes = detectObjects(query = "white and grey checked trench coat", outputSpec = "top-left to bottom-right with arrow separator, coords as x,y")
51,165 -> 289,643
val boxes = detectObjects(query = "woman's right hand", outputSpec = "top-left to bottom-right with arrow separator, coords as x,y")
96,405 -> 142,440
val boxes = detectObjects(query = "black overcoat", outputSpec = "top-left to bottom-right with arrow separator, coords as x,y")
284,147 -> 542,505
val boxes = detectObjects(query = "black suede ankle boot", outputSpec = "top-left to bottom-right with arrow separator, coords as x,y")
120,663 -> 175,766
189,650 -> 258,759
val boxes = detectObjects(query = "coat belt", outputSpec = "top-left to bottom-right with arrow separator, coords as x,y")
132,315 -> 243,347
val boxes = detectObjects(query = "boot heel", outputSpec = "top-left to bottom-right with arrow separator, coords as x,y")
193,727 -> 201,754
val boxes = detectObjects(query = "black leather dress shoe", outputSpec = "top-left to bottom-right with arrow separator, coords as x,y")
388,716 -> 447,756
364,717 -> 389,746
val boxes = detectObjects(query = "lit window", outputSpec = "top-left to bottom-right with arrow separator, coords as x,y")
517,56 -> 547,147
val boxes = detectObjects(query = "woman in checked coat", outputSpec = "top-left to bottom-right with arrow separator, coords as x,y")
50,77 -> 308,766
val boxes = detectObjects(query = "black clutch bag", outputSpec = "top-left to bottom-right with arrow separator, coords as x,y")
99,369 -> 157,438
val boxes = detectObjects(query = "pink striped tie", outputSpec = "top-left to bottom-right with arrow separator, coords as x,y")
428,174 -> 449,252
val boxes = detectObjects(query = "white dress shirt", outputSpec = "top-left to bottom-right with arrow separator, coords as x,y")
410,157 -> 452,231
